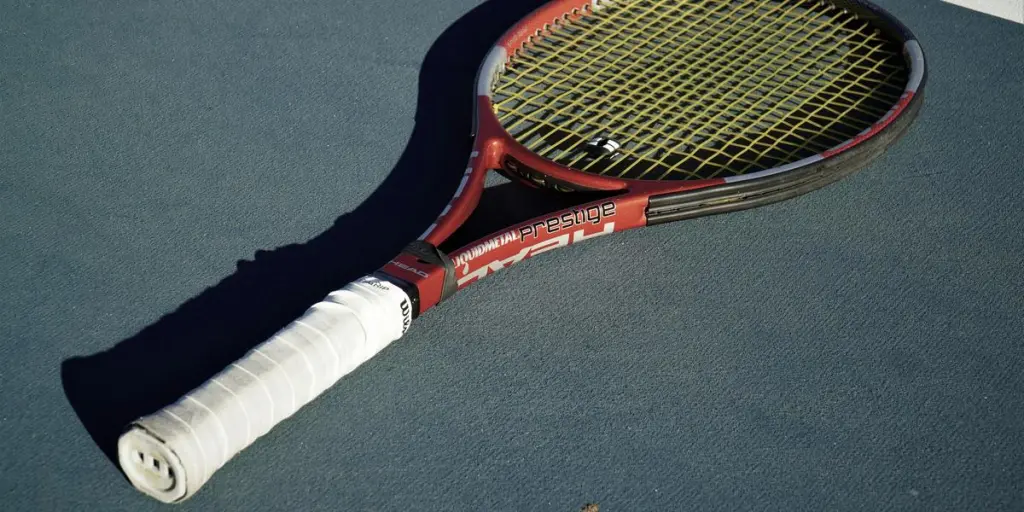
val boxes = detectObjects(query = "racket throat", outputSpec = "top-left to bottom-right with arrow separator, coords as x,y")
381,241 -> 459,315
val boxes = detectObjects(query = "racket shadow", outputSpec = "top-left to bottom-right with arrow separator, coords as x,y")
60,0 -> 554,471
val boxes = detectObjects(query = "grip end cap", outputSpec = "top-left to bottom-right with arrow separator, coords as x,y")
118,425 -> 190,504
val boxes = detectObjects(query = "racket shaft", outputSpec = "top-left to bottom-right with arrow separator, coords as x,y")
117,275 -> 412,503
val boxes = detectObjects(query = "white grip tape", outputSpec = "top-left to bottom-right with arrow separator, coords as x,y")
117,275 -> 412,503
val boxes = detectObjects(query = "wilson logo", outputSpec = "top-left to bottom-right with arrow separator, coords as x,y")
457,223 -> 615,286
399,298 -> 411,334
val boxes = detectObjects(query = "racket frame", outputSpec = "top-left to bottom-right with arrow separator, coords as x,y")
117,0 -> 928,503
382,0 -> 926,318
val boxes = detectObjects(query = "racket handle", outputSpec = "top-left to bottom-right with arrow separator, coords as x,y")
117,274 -> 412,503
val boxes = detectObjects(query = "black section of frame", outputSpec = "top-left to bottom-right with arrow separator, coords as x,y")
646,85 -> 924,224
377,272 -> 422,320
401,241 -> 459,304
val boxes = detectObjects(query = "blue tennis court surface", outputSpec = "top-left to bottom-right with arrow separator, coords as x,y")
1,0 -> 1021,509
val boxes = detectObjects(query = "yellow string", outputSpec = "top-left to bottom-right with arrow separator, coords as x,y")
638,9 -> 892,178
490,0 -> 908,180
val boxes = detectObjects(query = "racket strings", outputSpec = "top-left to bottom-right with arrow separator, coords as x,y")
555,1 -> 851,177
491,0 -> 909,180
516,1 -> 766,171
498,0 -> 696,137
498,0 -> 733,162
516,0 -> 892,174
645,12 -> 900,178
712,52 -> 903,179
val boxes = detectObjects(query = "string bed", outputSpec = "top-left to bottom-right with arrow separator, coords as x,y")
491,0 -> 909,180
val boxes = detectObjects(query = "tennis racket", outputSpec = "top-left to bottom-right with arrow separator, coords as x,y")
118,0 -> 926,502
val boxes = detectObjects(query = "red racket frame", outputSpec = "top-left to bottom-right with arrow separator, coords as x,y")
380,0 -> 924,317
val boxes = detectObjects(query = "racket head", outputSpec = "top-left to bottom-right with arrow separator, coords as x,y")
389,0 -> 925,314
471,0 -> 925,198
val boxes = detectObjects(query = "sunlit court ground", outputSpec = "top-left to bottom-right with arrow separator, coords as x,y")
1,0 -> 1022,510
